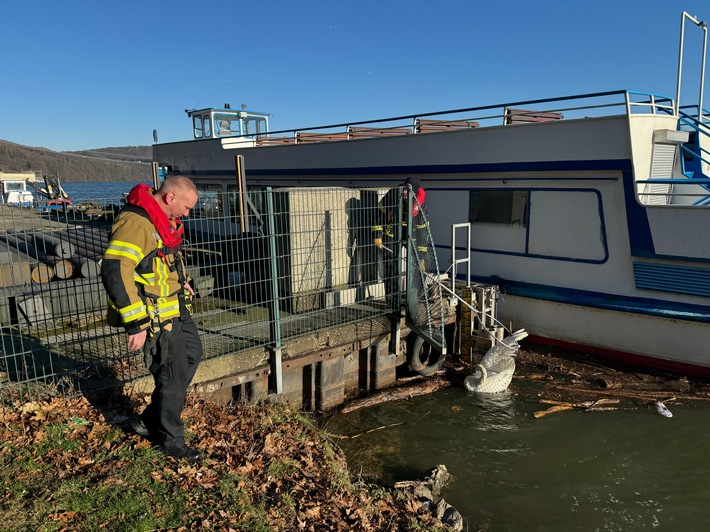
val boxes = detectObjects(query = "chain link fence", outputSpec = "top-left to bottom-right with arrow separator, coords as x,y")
0,186 -> 410,408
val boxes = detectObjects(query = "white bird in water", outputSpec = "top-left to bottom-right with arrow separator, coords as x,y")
465,329 -> 528,394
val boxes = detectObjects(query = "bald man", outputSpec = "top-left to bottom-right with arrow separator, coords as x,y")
102,175 -> 203,461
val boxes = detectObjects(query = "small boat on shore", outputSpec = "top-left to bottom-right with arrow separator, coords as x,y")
153,12 -> 710,378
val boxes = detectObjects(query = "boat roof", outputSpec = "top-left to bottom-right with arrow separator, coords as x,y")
185,107 -> 271,118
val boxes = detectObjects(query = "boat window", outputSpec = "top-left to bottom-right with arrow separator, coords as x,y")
193,115 -> 204,139
466,188 -> 607,263
3,182 -> 25,191
214,114 -> 241,137
243,116 -> 268,136
195,185 -> 224,218
203,115 -> 212,138
469,190 -> 528,226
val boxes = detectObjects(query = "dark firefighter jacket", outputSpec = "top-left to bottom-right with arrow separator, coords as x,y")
372,186 -> 429,255
101,187 -> 186,335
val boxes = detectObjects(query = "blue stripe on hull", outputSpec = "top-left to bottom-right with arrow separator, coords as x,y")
474,276 -> 710,324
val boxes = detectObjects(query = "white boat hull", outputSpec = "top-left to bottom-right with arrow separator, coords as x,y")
154,98 -> 710,377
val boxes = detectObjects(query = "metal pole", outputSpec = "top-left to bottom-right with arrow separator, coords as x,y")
151,162 -> 159,190
699,19 -> 708,122
451,222 -> 471,288
266,187 -> 283,394
676,12 -> 708,117
235,155 -> 246,233
676,12 -> 687,115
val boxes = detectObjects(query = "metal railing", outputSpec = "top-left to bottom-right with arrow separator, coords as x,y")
0,187 -> 407,408
251,90 -> 675,143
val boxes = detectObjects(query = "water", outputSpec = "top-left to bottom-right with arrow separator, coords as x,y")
61,180 -> 147,203
324,382 -> 710,531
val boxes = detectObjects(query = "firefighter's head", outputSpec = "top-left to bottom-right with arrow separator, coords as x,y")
158,175 -> 198,219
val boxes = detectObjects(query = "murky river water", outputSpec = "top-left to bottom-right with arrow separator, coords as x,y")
324,381 -> 710,531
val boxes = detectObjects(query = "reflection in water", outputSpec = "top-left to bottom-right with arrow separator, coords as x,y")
468,390 -> 518,432
324,382 -> 710,531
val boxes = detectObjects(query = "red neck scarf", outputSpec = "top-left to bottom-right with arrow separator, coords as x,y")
126,184 -> 184,248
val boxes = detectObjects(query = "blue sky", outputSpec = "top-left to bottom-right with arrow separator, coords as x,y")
2,0 -> 709,151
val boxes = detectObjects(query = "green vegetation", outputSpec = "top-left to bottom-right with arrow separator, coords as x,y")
0,394 -> 446,530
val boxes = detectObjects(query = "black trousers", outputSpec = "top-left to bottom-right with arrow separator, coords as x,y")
382,240 -> 425,308
142,316 -> 203,448
382,239 -> 402,308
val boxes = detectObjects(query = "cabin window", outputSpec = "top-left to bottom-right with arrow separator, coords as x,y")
466,188 -> 607,263
195,185 -> 223,219
214,114 -> 241,137
193,116 -> 204,139
243,116 -> 268,136
203,115 -> 212,138
469,190 -> 528,226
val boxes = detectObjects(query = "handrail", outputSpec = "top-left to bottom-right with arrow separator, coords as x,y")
253,90 -> 675,140
675,12 -> 708,116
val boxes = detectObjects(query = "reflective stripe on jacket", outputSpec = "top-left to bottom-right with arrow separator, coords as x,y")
101,205 -> 184,334
372,187 -> 430,253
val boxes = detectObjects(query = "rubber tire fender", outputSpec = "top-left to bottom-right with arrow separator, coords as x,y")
408,334 -> 446,376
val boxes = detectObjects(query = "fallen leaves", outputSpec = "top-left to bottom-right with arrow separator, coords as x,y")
1,393 -> 437,531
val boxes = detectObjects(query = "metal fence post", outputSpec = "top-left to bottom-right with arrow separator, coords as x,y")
266,187 -> 282,394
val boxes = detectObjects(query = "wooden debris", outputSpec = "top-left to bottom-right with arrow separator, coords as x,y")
533,405 -> 574,418
348,422 -> 405,439
340,375 -> 452,414
533,398 -> 621,418
551,385 -> 710,402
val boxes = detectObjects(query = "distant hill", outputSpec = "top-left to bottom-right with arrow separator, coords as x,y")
0,140 -> 152,182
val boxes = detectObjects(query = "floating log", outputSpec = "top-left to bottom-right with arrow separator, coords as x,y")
534,398 -> 621,418
533,405 -> 575,418
340,375 -> 451,414
550,385 -> 710,402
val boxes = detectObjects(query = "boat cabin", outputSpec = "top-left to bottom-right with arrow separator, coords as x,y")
187,105 -> 270,140
0,173 -> 36,207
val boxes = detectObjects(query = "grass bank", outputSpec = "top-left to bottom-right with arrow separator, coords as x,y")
0,392 -> 446,531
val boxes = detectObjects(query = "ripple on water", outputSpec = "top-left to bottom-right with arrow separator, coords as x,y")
326,386 -> 710,530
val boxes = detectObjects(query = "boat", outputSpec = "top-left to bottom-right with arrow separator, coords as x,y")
0,173 -> 36,207
0,173 -> 73,210
153,12 -> 710,378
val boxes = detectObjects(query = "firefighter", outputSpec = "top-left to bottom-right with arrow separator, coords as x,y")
372,176 -> 429,307
101,175 -> 203,461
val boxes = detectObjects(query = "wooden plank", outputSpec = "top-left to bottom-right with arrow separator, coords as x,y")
296,132 -> 349,143
416,119 -> 480,133
505,108 -> 563,124
256,136 -> 296,146
347,126 -> 412,138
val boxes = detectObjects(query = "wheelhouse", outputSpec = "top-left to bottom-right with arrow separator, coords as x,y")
187,105 -> 270,140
